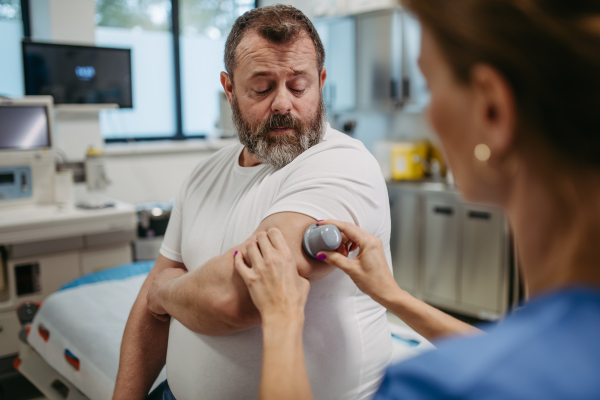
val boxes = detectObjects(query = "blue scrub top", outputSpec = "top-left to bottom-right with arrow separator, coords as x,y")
374,287 -> 600,400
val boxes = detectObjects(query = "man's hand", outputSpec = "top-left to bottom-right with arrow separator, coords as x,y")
147,267 -> 187,322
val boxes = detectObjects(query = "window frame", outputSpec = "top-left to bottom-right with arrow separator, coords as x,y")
19,0 -> 258,143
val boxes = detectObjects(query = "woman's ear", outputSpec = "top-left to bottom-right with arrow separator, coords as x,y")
470,64 -> 517,168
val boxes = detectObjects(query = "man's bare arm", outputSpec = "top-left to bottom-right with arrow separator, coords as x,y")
149,212 -> 333,336
113,255 -> 185,400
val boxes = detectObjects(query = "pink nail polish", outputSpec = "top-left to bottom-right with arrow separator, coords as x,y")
317,254 -> 327,261
234,251 -> 238,256
318,220 -> 324,222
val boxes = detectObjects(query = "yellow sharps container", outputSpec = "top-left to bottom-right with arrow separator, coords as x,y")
390,141 -> 430,180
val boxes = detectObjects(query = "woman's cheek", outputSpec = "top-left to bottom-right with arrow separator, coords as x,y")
427,93 -> 452,148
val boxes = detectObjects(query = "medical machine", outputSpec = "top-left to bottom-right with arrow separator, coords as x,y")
22,41 -> 132,108
0,96 -> 56,207
0,97 -> 137,366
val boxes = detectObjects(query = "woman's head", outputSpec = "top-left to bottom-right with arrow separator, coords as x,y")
403,0 -> 600,204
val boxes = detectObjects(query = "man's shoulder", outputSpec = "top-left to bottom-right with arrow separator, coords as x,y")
322,125 -> 369,152
292,125 -> 379,170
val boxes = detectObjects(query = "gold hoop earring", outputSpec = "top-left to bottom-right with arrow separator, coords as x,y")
474,144 -> 491,162
473,143 -> 519,177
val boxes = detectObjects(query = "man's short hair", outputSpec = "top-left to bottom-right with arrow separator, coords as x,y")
224,5 -> 325,83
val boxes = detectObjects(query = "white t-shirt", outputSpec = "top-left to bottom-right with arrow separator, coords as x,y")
160,124 -> 393,400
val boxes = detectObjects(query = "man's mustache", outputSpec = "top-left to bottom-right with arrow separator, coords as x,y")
261,114 -> 302,133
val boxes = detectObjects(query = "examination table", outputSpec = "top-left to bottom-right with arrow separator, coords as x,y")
14,262 -> 433,400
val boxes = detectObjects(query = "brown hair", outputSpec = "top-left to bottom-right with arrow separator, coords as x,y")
224,5 -> 325,84
402,0 -> 600,167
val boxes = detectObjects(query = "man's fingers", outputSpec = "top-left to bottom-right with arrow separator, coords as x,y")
316,250 -> 355,274
318,219 -> 369,247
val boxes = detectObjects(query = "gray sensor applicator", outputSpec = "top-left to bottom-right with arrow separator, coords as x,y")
302,224 -> 342,259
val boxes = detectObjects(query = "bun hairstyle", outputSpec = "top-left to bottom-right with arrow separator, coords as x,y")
402,0 -> 600,167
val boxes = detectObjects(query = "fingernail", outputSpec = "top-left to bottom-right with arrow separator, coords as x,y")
234,251 -> 238,256
318,220 -> 324,222
317,253 -> 327,261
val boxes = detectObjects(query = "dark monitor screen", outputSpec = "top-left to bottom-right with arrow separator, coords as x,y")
23,42 -> 132,108
0,106 -> 51,150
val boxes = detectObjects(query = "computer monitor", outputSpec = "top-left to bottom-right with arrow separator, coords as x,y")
0,96 -> 53,151
22,41 -> 132,108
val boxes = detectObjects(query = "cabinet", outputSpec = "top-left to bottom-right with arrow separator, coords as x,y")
356,9 -> 403,111
423,196 -> 461,303
325,17 -> 356,112
0,311 -> 20,358
314,16 -> 356,113
388,189 -> 420,295
0,201 -> 137,359
460,205 -> 508,313
258,0 -> 346,19
346,0 -> 397,14
356,8 -> 430,112
401,12 -> 430,111
388,183 -> 515,320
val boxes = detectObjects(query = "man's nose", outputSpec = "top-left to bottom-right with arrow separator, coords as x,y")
271,85 -> 292,115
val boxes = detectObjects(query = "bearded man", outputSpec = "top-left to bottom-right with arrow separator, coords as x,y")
113,5 -> 393,400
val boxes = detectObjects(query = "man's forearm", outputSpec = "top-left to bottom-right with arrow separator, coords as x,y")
159,246 -> 261,336
154,212 -> 331,336
114,284 -> 170,399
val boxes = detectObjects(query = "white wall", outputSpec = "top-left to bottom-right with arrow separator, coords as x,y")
30,0 -> 95,43
100,150 -> 214,203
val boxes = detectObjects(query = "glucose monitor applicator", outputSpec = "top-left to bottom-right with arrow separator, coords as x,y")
302,224 -> 342,259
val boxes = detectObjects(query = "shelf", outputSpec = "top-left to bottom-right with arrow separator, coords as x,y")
54,103 -> 119,115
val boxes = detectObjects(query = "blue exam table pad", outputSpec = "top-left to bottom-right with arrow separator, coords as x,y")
60,261 -> 154,290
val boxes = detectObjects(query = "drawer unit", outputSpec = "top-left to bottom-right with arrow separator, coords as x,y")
460,205 -> 508,313
388,189 -> 420,295
388,182 -> 516,320
1,251 -> 81,313
422,196 -> 461,304
0,311 -> 21,358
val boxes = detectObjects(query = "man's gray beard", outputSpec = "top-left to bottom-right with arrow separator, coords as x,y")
231,94 -> 326,170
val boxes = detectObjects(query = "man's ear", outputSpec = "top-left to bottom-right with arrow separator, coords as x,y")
471,63 -> 516,167
220,71 -> 234,105
320,67 -> 327,90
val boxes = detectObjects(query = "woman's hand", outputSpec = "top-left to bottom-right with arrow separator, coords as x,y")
234,228 -> 310,325
316,220 -> 401,304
